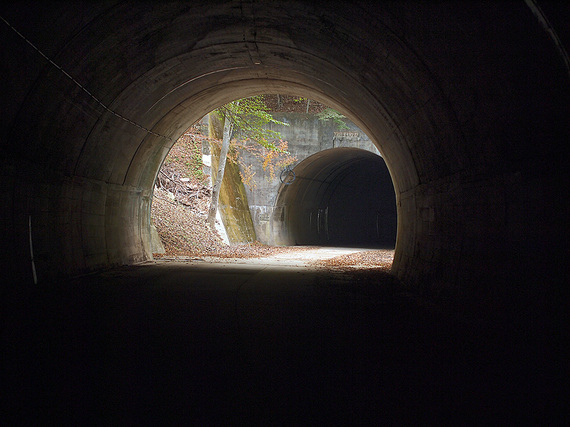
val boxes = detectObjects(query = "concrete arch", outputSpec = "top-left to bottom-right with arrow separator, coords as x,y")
272,148 -> 396,248
1,2 -> 568,302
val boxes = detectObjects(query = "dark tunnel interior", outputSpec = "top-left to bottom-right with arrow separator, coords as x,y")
1,1 -> 568,423
0,1 -> 567,293
273,148 -> 397,247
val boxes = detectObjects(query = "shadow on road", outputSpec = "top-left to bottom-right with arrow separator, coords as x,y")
1,260 -> 564,424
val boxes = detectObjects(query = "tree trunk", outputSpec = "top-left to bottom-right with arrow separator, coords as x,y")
207,114 -> 232,230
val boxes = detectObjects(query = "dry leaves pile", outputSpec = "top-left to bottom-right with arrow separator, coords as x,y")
152,189 -> 316,259
151,124 -> 323,260
151,187 -> 227,256
310,250 -> 394,272
151,126 -> 228,256
153,185 -> 302,259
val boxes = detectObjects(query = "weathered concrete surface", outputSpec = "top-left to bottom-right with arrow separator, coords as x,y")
238,112 -> 385,244
1,260 -> 564,424
210,139 -> 257,244
0,2 -> 568,305
149,225 -> 165,254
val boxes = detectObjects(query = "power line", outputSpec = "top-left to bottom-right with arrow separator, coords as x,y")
0,14 -> 172,141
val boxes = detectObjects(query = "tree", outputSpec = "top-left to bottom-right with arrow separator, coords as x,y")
206,96 -> 291,230
293,96 -> 349,129
317,107 -> 350,130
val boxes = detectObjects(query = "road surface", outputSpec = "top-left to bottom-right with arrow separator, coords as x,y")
1,248 -> 562,424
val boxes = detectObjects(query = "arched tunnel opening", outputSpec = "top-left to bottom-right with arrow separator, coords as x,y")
0,1 -> 567,296
1,1 -> 568,423
273,148 -> 396,248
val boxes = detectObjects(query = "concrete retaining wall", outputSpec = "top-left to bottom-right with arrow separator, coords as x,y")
237,113 -> 382,244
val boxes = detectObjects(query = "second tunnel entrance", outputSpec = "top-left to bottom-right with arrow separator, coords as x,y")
271,148 -> 396,248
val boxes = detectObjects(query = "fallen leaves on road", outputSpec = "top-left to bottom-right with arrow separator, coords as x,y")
310,249 -> 394,272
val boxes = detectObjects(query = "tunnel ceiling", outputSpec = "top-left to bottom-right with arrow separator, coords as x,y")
3,1 -> 565,192
1,1 -> 568,295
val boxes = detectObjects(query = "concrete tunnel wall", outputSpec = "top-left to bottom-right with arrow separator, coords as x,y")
0,2 -> 568,301
272,148 -> 396,248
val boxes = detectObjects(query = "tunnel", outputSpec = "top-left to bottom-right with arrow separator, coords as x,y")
272,147 -> 397,248
1,1 -> 568,422
0,2 -> 567,321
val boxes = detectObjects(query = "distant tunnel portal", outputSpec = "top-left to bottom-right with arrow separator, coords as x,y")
272,148 -> 396,248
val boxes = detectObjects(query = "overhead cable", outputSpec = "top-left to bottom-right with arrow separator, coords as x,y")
0,14 -> 172,141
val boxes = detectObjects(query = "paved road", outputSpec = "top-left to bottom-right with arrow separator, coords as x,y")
173,246 -> 382,267
1,250 -> 564,424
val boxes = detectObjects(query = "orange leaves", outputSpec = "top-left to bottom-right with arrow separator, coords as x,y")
231,138 -> 297,189
239,164 -> 257,190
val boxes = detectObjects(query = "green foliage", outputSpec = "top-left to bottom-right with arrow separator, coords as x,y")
317,108 -> 349,130
216,96 -> 290,151
189,154 -> 204,180
209,96 -> 297,190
